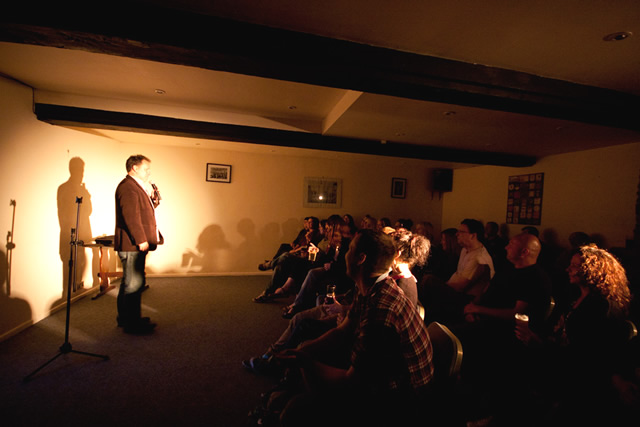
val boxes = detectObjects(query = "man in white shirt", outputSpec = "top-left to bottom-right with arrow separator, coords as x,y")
446,219 -> 495,297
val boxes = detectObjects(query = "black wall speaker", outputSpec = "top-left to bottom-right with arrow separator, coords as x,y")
432,169 -> 453,192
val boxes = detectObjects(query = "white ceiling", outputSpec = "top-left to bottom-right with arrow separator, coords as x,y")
1,0 -> 639,168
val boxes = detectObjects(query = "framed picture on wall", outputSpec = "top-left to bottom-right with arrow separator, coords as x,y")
206,163 -> 232,183
303,177 -> 342,208
506,173 -> 544,225
391,177 -> 407,199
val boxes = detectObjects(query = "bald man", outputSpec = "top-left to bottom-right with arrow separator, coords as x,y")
452,234 -> 553,420
463,233 -> 551,333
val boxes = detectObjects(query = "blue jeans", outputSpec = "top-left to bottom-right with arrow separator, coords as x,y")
118,251 -> 147,294
117,251 -> 147,323
292,267 -> 329,311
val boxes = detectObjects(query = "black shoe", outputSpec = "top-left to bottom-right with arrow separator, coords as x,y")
242,354 -> 281,376
253,292 -> 272,303
118,316 -> 151,327
282,306 -> 298,319
123,320 -> 156,335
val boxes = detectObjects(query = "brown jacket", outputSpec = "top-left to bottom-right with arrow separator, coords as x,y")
114,175 -> 164,252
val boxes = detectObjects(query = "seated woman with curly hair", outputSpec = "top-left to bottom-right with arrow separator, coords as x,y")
389,227 -> 431,307
515,244 -> 632,426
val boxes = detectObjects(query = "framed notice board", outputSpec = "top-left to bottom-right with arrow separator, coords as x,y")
506,173 -> 544,225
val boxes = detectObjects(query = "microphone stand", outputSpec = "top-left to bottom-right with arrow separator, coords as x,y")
24,197 -> 109,382
5,199 -> 16,296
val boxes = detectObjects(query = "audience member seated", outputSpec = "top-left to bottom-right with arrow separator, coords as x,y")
420,227 -> 461,284
253,217 -> 325,302
258,217 -> 322,271
414,221 -> 435,241
272,230 -> 434,427
419,220 -> 495,324
390,228 -> 431,307
359,214 -> 377,230
514,244 -> 632,426
342,213 -> 355,230
457,233 -> 551,368
550,231 -> 592,311
281,222 -> 354,318
376,217 -> 391,232
446,219 -> 495,297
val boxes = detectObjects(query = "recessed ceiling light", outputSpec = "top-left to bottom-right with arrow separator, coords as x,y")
603,31 -> 632,42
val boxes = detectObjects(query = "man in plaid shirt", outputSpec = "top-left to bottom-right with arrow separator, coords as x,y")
278,229 -> 434,426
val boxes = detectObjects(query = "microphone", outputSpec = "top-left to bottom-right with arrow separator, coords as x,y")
150,182 -> 162,207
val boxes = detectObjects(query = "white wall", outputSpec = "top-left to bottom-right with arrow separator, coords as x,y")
442,142 -> 640,249
0,76 -> 442,340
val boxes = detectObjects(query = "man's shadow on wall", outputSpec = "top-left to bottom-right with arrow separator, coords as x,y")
182,224 -> 231,273
0,248 -> 32,335
51,157 -> 98,311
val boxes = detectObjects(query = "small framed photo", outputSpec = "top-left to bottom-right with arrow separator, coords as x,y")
391,177 -> 406,199
303,177 -> 342,208
206,163 -> 232,183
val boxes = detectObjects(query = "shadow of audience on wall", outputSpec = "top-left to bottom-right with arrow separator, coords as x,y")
181,218 -> 316,274
182,224 -> 231,273
0,248 -> 32,338
52,157 -> 98,311
229,218 -> 260,272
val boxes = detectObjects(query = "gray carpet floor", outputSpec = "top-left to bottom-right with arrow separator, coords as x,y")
0,275 -> 291,427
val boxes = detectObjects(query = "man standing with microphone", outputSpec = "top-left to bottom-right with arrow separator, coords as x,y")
115,155 -> 163,334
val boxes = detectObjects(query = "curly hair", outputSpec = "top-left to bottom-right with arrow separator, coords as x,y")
392,228 -> 431,268
577,244 -> 631,316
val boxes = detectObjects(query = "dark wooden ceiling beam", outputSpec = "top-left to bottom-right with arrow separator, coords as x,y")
2,1 -> 640,133
35,104 -> 536,167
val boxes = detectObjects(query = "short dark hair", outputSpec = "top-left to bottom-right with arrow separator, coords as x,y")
353,229 -> 396,276
485,221 -> 499,235
126,154 -> 150,172
461,219 -> 484,241
308,216 -> 320,230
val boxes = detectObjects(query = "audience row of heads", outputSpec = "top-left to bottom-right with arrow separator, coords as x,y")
446,218 -> 602,251
301,214 -> 433,238
314,216 -> 631,309
306,214 -> 618,265
301,214 -> 432,269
